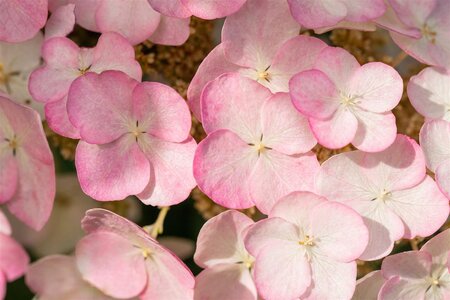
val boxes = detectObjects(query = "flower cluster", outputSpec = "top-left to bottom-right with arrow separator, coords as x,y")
1,0 -> 450,299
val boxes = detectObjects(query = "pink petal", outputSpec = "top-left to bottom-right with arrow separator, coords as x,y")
268,35 -> 328,92
353,271 -> 385,300
181,0 -> 246,19
419,120 -> 450,171
382,250 -> 432,280
140,248 -> 194,300
408,67 -> 450,121
0,211 -> 11,235
0,272 -> 5,300
45,96 -> 81,139
343,0 -> 386,22
0,151 -> 18,204
187,44 -> 241,120
314,19 -> 377,34
389,0 -> 436,28
289,69 -> 340,120
303,258 -> 357,300
0,233 -> 29,281
45,4 -> 76,39
260,93 -> 316,155
194,210 -> 253,268
287,0 -> 347,28
96,0 -> 161,45
194,265 -> 257,300
136,136 -> 197,206
387,176 -> 449,239
435,159 -> 450,198
147,0 -> 191,18
67,71 -> 138,144
349,62 -> 403,113
222,0 -> 299,68
76,231 -> 148,298
201,73 -> 269,141
309,107 -> 358,149
74,0 -> 102,32
90,32 -> 143,81
375,4 -> 421,38
132,82 -> 191,143
248,150 -> 320,214
193,130 -> 258,209
352,110 -> 397,152
390,32 -> 436,66
148,16 -> 190,46
0,0 -> 47,43
75,137 -> 151,201
421,229 -> 450,265
378,276 -> 428,300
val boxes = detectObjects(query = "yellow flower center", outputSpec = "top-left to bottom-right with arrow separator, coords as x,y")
299,235 -> 315,247
421,23 -> 437,44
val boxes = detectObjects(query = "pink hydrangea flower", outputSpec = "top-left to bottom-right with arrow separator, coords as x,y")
287,0 -> 386,32
181,0 -> 246,19
0,0 -> 47,43
76,208 -> 195,299
408,67 -> 450,121
73,0 -> 191,46
0,210 -> 29,299
316,134 -> 449,260
67,71 -> 196,205
26,255 -> 117,300
419,120 -> 450,199
245,192 -> 368,300
379,229 -> 450,299
352,271 -> 385,300
290,46 -> 403,152
188,0 -> 330,119
194,73 -> 319,214
29,32 -> 142,139
194,210 -> 257,300
0,95 -> 55,230
377,0 -> 450,68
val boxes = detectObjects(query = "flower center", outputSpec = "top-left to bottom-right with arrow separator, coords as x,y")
241,254 -> 255,269
340,92 -> 359,107
129,120 -> 146,142
4,135 -> 18,156
421,23 -> 437,44
141,248 -> 151,259
256,66 -> 271,83
371,190 -> 392,202
78,65 -> 92,75
248,134 -> 271,156
299,235 -> 315,247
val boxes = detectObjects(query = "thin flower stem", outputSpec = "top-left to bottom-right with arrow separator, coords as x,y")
150,206 -> 170,239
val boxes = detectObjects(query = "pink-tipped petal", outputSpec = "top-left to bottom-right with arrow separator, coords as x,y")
0,211 -> 11,235
353,270 -> 385,300
287,0 -> 347,28
132,82 -> 191,143
194,130 -> 258,209
420,120 -> 450,171
147,0 -> 191,18
0,151 -> 18,204
67,71 -> 138,144
378,276 -> 428,300
435,159 -> 450,198
45,4 -> 76,39
181,0 -> 246,19
222,0 -> 299,69
45,96 -> 81,139
261,93 -> 316,155
137,136 -> 197,206
382,250 -> 432,280
0,233 -> 29,281
74,0 -> 101,31
76,231 -> 147,299
314,47 -> 360,86
148,16 -> 190,46
421,229 -> 450,265
75,137 -> 151,201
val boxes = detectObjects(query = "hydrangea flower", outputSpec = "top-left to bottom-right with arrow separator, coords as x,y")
287,0 -> 386,32
73,0 -> 191,46
26,255 -> 117,300
352,271 -> 385,300
67,71 -> 196,205
0,210 -> 29,299
188,0 -> 330,119
290,46 -> 403,152
379,229 -> 450,299
76,208 -> 195,299
0,95 -> 55,230
29,32 -> 142,138
0,0 -> 47,42
194,73 -> 319,214
194,210 -> 257,300
181,0 -> 246,19
245,192 -> 368,300
316,134 -> 449,260
0,33 -> 44,117
419,120 -> 450,198
408,67 -> 450,121
377,0 -> 450,68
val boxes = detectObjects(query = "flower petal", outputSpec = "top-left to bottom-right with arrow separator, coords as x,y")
382,250 -> 432,280
45,4 -> 76,39
181,0 -> 246,19
0,233 -> 29,281
378,276 -> 428,300
147,0 -> 191,18
353,270 -> 385,300
420,120 -> 450,171
74,0 -> 101,32
287,0 -> 347,28
0,150 -> 18,204
421,229 -> 450,266
148,16 -> 190,46
435,158 -> 450,198
45,96 -> 81,139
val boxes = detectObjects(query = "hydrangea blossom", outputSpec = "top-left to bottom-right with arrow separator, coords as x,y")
26,255 -> 117,300
0,210 -> 29,299
0,33 -> 44,117
76,208 -> 195,299
287,0 -> 386,32
352,271 -> 385,300
194,210 -> 257,300
67,71 -> 196,205
316,134 -> 449,260
245,192 -> 368,300
379,229 -> 450,299
0,95 -> 55,230
408,67 -> 450,121
73,0 -> 190,46
29,32 -> 142,139
0,0 -> 47,42
188,0 -> 330,119
290,46 -> 403,152
419,120 -> 450,198
194,73 -> 318,213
